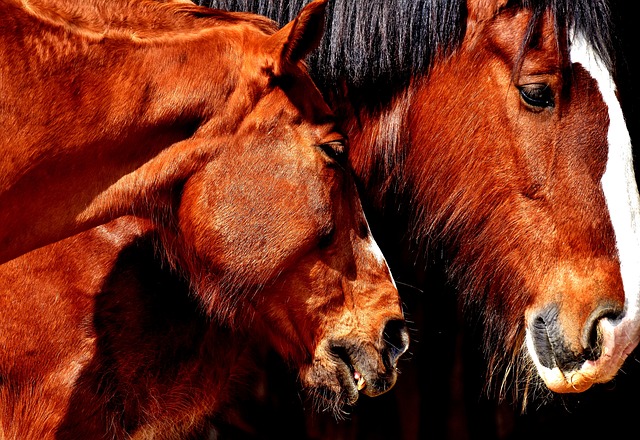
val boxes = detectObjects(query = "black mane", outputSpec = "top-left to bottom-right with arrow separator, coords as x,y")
198,0 -> 617,100
199,0 -> 463,96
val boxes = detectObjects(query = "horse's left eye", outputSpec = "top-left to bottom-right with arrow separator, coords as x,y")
317,225 -> 335,249
518,84 -> 555,110
318,140 -> 348,165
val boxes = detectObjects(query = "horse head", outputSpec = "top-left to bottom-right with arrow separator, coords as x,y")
0,0 -> 410,424
401,0 -> 640,396
152,0 -> 409,411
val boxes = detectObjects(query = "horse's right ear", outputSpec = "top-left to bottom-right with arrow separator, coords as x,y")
263,0 -> 327,77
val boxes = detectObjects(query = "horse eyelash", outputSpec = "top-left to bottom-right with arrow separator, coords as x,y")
517,84 -> 555,109
318,141 -> 348,165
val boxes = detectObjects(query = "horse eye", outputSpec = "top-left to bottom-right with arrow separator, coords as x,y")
518,84 -> 555,110
318,226 -> 335,249
318,141 -> 347,164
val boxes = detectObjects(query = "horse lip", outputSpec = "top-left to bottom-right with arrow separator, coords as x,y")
329,343 -> 372,402
329,342 -> 399,398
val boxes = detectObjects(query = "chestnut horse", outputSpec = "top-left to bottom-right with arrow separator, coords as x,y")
0,0 -> 330,264
0,0 -> 409,438
199,0 -> 640,437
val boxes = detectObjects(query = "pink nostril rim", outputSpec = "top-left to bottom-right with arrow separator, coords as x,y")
382,319 -> 410,369
582,302 -> 623,356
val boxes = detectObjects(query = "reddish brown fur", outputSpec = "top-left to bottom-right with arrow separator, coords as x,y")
347,3 -> 621,397
172,0 -> 636,438
1,0 -> 294,263
0,219 -> 241,438
0,0 -> 408,437
0,214 -> 403,438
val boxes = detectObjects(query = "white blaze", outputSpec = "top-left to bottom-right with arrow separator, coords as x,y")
526,33 -> 640,392
363,217 -> 398,289
572,34 -> 640,353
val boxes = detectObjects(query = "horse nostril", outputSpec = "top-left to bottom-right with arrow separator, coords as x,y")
582,302 -> 623,360
529,305 -> 560,369
530,302 -> 625,371
382,319 -> 410,369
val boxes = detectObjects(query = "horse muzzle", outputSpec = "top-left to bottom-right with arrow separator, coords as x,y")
525,301 -> 640,393
304,317 -> 410,408
333,318 -> 409,398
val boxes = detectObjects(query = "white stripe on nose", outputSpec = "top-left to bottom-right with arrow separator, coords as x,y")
571,34 -> 640,335
364,221 -> 398,289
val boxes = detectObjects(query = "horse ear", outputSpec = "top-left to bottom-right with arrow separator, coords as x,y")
264,0 -> 327,76
466,0 -> 509,23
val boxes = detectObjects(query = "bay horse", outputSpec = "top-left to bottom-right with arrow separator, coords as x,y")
198,0 -> 640,436
0,0 -> 409,437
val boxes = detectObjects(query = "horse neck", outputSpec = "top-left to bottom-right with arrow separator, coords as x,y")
90,221 -> 259,431
15,0 -> 218,34
340,85 -> 415,210
0,218 -> 258,434
339,81 -> 441,282
0,1 -> 255,263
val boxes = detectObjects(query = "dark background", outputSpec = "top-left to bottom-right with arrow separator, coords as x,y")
615,0 -> 639,160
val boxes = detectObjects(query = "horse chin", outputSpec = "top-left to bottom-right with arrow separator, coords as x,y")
298,360 -> 359,416
299,346 -> 399,417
